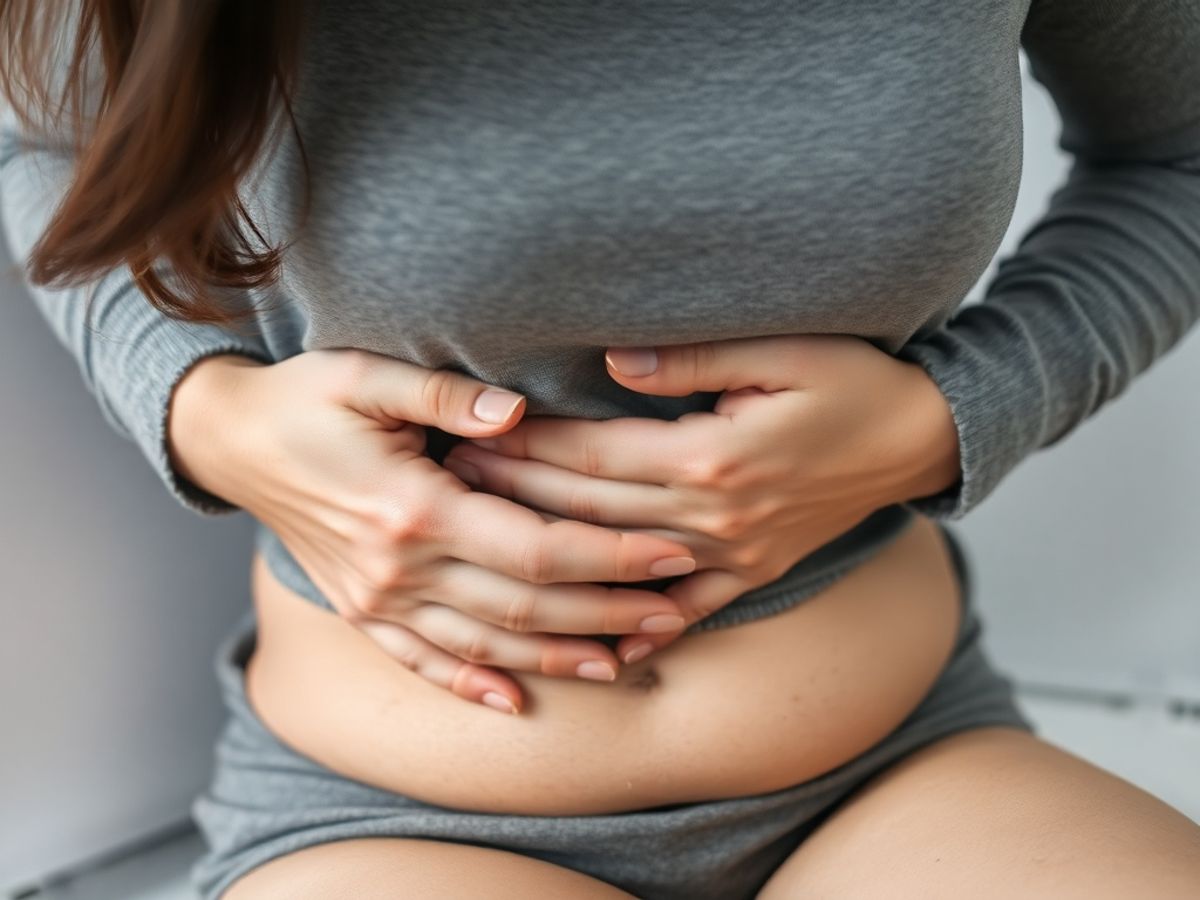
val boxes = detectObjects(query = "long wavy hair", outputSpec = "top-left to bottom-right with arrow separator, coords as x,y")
0,0 -> 307,325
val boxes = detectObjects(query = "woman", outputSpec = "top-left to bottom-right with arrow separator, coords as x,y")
3,1 -> 1200,897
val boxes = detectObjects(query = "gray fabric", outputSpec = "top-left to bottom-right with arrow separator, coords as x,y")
3,0 -> 1199,632
188,524 -> 1035,900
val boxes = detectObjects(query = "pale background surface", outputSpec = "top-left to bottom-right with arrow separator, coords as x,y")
2,52 -> 1198,899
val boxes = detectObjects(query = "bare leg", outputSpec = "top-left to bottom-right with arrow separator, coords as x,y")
221,836 -> 638,899
757,725 -> 1200,899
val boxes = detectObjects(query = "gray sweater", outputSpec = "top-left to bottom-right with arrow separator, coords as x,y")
4,0 -> 1199,634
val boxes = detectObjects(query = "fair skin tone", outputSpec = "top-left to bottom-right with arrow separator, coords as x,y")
442,334 -> 964,666
172,348 -> 698,710
172,334 -> 960,710
173,339 -> 1200,897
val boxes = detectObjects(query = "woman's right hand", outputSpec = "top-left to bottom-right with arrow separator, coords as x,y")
167,348 -> 694,713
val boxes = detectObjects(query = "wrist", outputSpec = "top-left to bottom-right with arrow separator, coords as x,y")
168,352 -> 268,506
891,361 -> 963,506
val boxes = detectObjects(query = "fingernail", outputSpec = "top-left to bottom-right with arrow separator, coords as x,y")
482,691 -> 517,714
576,660 -> 617,681
623,643 -> 654,665
605,347 -> 658,376
648,556 -> 696,577
638,613 -> 686,633
474,390 -> 524,424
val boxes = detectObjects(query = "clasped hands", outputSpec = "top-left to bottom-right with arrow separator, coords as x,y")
442,333 -> 963,668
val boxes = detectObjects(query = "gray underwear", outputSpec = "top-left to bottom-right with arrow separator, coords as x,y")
189,524 -> 1035,900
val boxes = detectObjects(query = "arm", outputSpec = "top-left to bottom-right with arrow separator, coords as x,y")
0,103 -> 275,515
896,0 -> 1200,521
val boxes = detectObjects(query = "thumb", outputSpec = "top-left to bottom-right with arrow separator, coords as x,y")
604,337 -> 807,395
346,352 -> 527,437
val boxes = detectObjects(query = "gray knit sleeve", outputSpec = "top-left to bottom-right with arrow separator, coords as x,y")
0,105 -> 275,515
897,0 -> 1200,521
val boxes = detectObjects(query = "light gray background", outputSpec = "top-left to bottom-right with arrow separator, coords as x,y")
2,51 -> 1198,896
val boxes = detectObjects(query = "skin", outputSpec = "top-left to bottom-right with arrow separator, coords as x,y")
175,338 -> 1200,896
441,334 -> 964,666
240,513 -> 965,815
171,334 -> 959,711
171,348 -> 701,711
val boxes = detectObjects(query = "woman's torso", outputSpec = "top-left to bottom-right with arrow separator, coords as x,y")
236,1 -> 1023,812
256,1 -> 1027,377
245,513 -> 962,815
246,0 -> 1030,631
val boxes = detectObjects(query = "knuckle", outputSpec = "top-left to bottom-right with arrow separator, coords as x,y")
693,341 -> 720,381
681,452 -> 735,488
729,543 -> 768,570
518,539 -> 555,585
394,643 -> 423,672
701,509 -> 748,541
581,435 -> 605,478
337,600 -> 369,625
350,583 -> 389,617
564,490 -> 602,525
419,367 -> 460,420
620,529 -> 650,579
502,589 -> 538,633
677,456 -> 712,487
455,631 -> 492,664
371,501 -> 431,544
364,557 -> 408,592
750,493 -> 786,521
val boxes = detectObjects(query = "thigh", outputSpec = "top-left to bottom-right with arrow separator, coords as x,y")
757,725 -> 1200,900
221,836 -> 638,900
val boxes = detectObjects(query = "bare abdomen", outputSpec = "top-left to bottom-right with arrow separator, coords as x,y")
244,514 -> 961,816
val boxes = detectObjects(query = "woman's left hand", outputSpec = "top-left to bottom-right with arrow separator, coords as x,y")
441,334 -> 963,665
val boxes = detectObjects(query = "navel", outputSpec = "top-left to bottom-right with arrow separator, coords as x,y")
626,666 -> 660,692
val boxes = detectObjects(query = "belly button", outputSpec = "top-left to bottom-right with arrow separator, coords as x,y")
626,666 -> 660,692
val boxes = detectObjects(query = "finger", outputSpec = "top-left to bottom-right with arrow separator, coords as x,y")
429,558 -> 688,636
461,414 -> 712,484
613,568 -> 752,663
442,488 -> 697,584
604,336 -> 820,395
354,617 -> 525,714
400,602 -> 621,680
444,445 -> 675,528
534,510 -> 697,551
342,350 -> 528,437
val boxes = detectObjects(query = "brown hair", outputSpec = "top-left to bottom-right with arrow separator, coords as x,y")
0,0 -> 307,326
